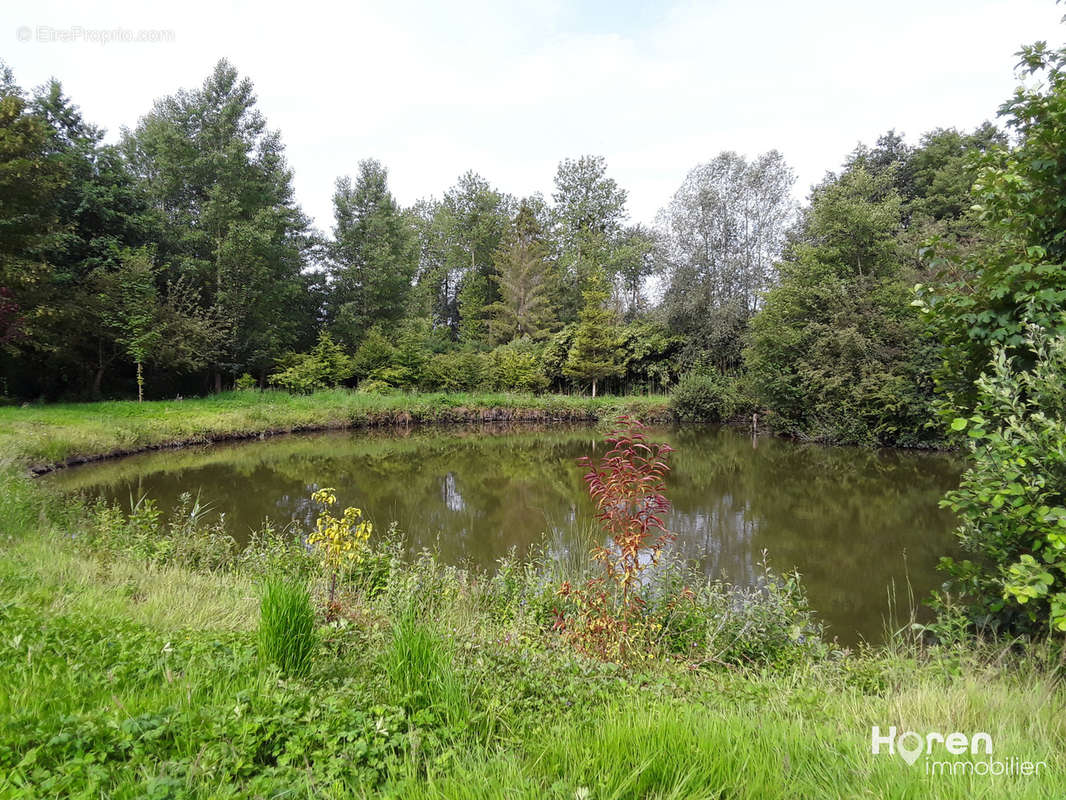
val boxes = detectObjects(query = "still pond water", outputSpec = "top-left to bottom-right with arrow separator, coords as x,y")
47,424 -> 961,645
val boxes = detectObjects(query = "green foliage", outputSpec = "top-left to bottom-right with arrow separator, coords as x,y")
608,224 -> 658,320
670,371 -> 736,422
352,326 -> 396,380
922,41 -> 1066,639
745,167 -> 940,446
329,160 -> 417,347
356,377 -> 398,395
420,351 -> 484,392
484,337 -> 549,393
6,455 -> 1066,797
551,155 -> 628,319
936,325 -> 1066,634
84,492 -> 238,571
562,272 -> 623,396
0,77 -> 67,258
659,151 -> 795,371
649,559 -> 825,667
616,321 -> 682,393
383,608 -> 468,727
0,55 -> 1019,413
488,200 -> 555,343
123,59 -> 313,385
411,171 -> 513,344
234,372 -> 257,390
98,248 -> 163,401
258,576 -> 317,676
348,323 -> 432,390
270,332 -> 355,394
917,44 -> 1066,414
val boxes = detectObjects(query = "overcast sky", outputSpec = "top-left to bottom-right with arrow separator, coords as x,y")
3,0 -> 1064,234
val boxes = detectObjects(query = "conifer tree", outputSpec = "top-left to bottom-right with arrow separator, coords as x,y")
488,201 -> 555,343
564,270 -> 623,396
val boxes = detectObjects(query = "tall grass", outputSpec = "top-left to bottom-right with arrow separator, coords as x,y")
384,608 -> 469,726
258,576 -> 317,677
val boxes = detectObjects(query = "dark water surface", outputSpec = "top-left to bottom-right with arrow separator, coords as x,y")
47,424 -> 962,644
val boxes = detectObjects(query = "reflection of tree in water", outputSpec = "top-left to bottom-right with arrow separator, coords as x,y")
49,423 -> 961,644
669,501 -> 759,586
667,426 -> 962,642
442,474 -> 465,513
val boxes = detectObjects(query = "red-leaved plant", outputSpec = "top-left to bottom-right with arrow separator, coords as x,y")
556,416 -> 674,661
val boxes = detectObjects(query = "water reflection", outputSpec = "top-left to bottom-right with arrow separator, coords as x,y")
47,423 -> 961,644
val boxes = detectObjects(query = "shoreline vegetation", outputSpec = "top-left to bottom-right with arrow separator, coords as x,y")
0,390 -> 673,474
0,416 -> 1064,797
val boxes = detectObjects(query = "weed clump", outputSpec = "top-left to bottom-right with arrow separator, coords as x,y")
258,576 -> 317,677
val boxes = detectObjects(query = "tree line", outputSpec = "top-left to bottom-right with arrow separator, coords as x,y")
0,55 -> 1041,445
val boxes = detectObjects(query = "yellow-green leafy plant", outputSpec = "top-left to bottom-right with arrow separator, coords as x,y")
308,488 -> 373,612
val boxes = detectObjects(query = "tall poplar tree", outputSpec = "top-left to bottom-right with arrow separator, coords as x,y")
328,159 -> 416,347
123,59 -> 314,388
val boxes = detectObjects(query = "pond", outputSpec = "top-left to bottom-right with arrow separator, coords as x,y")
46,423 -> 962,645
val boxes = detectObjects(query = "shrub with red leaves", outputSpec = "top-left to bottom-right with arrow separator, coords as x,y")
557,416 -> 675,661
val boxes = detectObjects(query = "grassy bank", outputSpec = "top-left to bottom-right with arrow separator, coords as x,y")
1,466 -> 1064,797
0,390 -> 671,472
0,407 -> 1064,797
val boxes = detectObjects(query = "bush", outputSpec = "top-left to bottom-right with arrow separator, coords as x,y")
484,338 -> 549,393
670,371 -> 736,422
351,323 -> 430,389
258,576 -> 317,676
85,493 -> 238,571
351,327 -> 396,380
356,378 -> 397,395
234,372 -> 257,391
649,558 -> 825,667
420,350 -> 485,392
270,332 -> 355,393
936,324 -> 1066,635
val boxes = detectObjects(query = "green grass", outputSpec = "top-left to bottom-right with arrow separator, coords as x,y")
258,576 -> 317,676
1,415 -> 1064,796
0,389 -> 671,469
384,609 -> 470,729
2,511 -> 1064,797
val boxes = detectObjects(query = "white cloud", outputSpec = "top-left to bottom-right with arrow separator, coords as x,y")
2,0 -> 1062,232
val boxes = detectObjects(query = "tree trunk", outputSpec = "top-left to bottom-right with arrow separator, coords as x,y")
592,378 -> 597,398
93,340 -> 105,398
136,361 -> 144,403
214,371 -> 222,394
